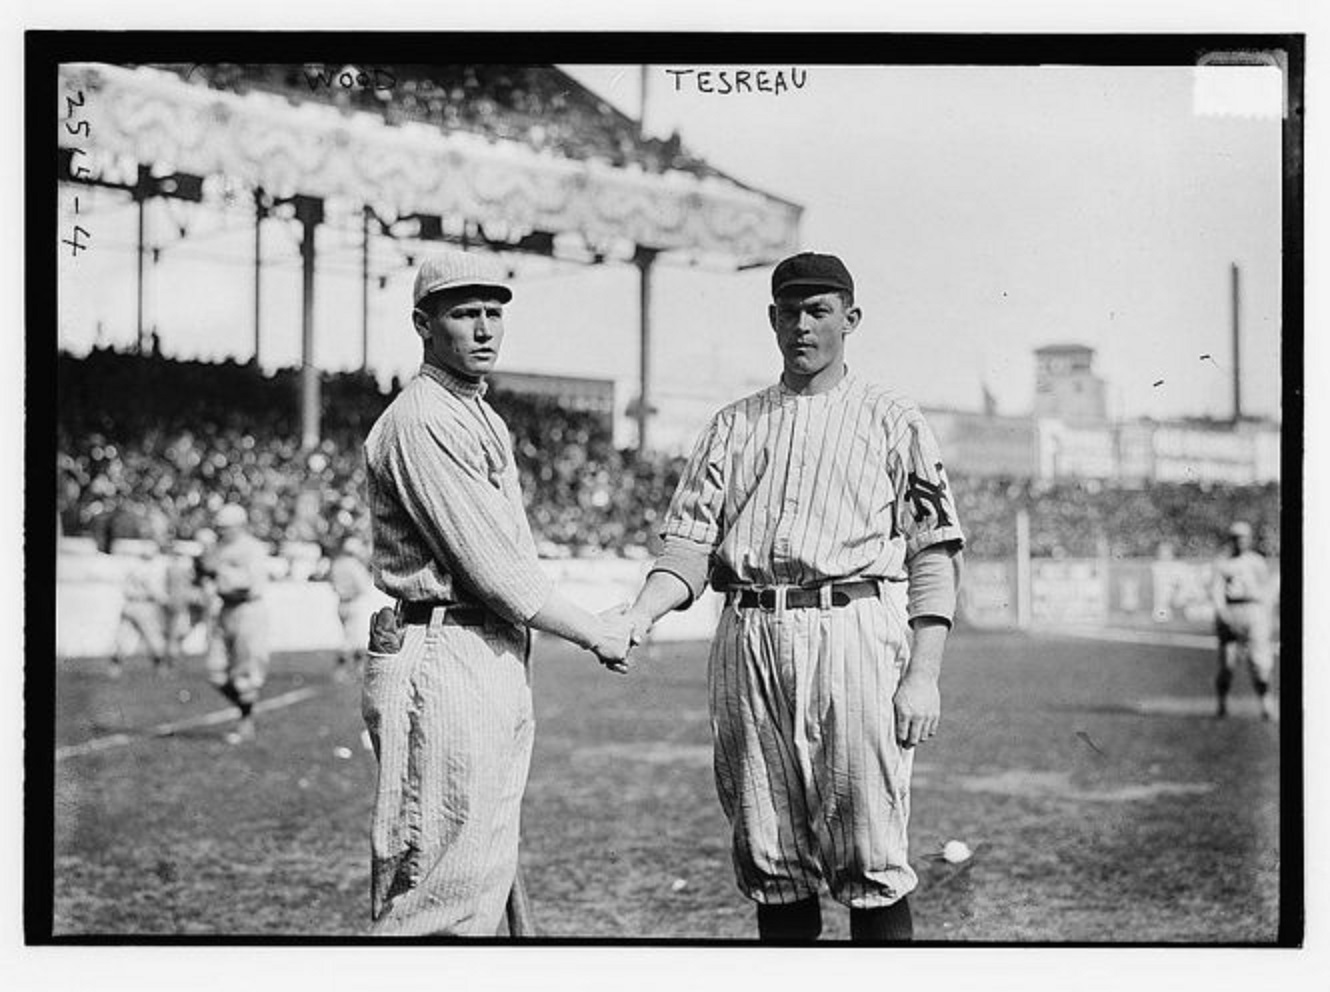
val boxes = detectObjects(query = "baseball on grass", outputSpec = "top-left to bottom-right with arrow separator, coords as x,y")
942,840 -> 972,864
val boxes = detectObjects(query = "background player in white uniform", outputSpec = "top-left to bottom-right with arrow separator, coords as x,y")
109,538 -> 169,678
328,535 -> 374,682
200,504 -> 271,744
1210,520 -> 1276,720
361,250 -> 634,937
620,252 -> 964,942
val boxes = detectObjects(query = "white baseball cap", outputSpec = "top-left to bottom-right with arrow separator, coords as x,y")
412,250 -> 513,307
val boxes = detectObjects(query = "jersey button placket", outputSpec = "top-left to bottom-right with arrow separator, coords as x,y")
772,400 -> 800,577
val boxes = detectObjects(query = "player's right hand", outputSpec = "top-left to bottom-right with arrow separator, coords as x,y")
591,610 -> 636,673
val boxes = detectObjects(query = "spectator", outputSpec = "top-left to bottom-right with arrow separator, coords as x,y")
57,347 -> 1280,565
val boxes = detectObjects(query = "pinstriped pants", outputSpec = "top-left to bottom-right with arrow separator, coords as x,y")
361,612 -> 533,936
709,590 -> 917,909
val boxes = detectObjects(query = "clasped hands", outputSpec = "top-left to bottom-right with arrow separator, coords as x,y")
588,604 -> 651,674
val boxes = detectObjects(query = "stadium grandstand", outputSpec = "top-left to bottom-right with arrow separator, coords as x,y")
54,60 -> 1281,650
57,346 -> 1280,564
150,63 -> 719,178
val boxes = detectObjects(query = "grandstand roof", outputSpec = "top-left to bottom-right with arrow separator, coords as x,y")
1034,342 -> 1096,356
59,61 -> 802,266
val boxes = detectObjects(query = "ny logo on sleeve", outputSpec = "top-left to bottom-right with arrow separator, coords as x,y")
906,462 -> 953,528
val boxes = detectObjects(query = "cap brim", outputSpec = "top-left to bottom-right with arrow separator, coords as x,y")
417,282 -> 513,305
773,278 -> 852,295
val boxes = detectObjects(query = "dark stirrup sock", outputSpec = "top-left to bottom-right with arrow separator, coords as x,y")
757,897 -> 823,941
850,896 -> 914,942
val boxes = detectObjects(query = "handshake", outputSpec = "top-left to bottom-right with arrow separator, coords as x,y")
587,604 -> 652,675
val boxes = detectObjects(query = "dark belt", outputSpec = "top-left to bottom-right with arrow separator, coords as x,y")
399,600 -> 489,626
730,579 -> 881,611
1225,597 -> 1255,605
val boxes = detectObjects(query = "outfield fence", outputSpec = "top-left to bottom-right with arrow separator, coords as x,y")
56,539 -> 1276,659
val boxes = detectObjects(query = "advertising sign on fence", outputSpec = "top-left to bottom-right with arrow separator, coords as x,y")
1107,560 -> 1155,622
1030,559 -> 1108,625
1151,560 -> 1217,625
958,560 -> 1017,628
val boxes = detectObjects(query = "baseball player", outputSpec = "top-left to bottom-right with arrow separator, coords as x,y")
329,535 -> 374,681
161,538 -> 207,674
620,252 -> 964,942
1211,520 -> 1276,720
361,249 -> 634,937
199,504 -> 271,744
109,538 -> 170,678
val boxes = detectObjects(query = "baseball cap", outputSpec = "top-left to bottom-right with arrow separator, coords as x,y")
216,504 -> 247,528
412,250 -> 513,307
771,252 -> 854,299
1228,521 -> 1253,538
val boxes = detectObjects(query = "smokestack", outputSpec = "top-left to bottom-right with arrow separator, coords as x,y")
1231,262 -> 1242,423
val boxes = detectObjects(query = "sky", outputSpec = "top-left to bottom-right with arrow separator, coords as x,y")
564,62 -> 1286,425
57,59 -> 1286,448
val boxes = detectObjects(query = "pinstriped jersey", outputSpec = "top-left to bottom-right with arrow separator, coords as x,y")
662,371 -> 964,589
364,362 -> 552,624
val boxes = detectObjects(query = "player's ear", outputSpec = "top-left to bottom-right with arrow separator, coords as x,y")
412,307 -> 431,341
767,303 -> 779,333
842,302 -> 863,335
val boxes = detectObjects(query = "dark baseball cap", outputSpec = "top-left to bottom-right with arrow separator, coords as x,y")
771,252 -> 854,299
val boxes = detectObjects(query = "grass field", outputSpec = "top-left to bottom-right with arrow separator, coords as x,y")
47,627 -> 1283,942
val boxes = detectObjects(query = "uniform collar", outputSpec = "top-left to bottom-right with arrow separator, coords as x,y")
419,361 -> 488,400
777,365 -> 855,399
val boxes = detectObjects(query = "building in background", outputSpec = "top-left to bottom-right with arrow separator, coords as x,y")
1033,343 -> 1108,423
920,343 -> 1281,484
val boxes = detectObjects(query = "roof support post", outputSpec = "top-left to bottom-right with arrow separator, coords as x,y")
634,247 -> 659,455
295,194 -> 324,452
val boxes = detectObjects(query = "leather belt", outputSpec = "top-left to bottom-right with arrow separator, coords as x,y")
1225,597 -> 1255,605
730,579 -> 880,611
399,601 -> 489,626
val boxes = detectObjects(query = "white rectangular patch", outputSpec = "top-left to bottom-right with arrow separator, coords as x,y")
1193,64 -> 1285,119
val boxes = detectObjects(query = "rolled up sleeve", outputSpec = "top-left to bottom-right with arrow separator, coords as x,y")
650,535 -> 713,608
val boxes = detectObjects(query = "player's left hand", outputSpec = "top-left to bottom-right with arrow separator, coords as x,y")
893,673 -> 941,749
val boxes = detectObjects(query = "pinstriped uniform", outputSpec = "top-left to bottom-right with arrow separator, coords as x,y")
362,361 -> 551,936
661,371 -> 964,908
360,614 -> 533,936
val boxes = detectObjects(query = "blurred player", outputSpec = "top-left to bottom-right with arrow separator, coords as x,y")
160,538 -> 206,674
361,250 -> 633,936
329,535 -> 373,681
1211,520 -> 1276,720
199,504 -> 271,744
109,539 -> 169,678
621,252 -> 964,943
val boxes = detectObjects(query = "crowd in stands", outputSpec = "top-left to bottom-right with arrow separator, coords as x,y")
163,63 -> 717,178
56,348 -> 683,562
951,475 -> 1282,561
57,349 -> 1282,572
